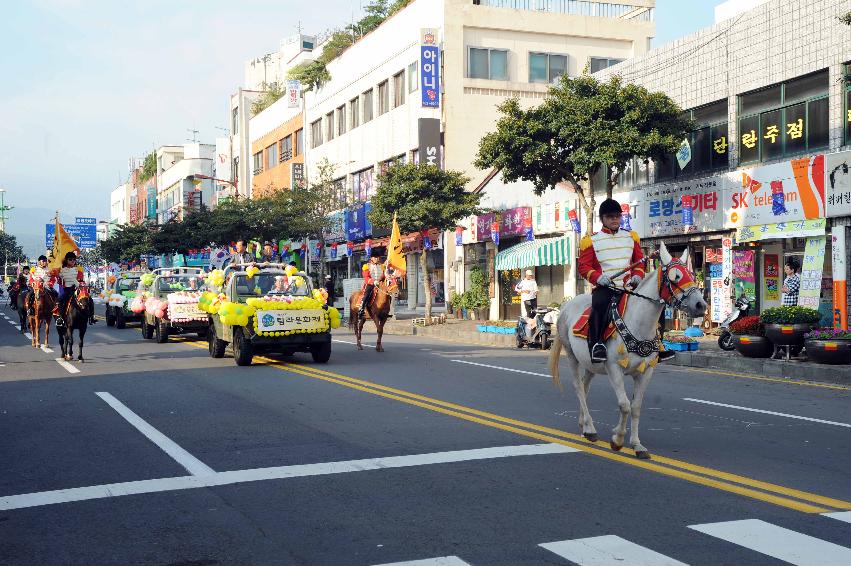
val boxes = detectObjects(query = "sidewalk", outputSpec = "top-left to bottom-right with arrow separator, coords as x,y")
382,318 -> 851,385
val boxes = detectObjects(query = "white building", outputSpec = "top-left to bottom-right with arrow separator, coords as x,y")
109,183 -> 129,232
156,143 -> 215,224
303,0 -> 655,313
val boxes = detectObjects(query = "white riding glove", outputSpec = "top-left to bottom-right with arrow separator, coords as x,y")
628,274 -> 643,288
596,274 -> 612,287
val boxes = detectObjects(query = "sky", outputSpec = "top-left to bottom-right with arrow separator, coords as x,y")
0,0 -> 717,224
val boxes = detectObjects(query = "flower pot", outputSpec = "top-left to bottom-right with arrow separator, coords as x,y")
476,325 -> 487,332
688,342 -> 699,351
485,325 -> 497,333
804,339 -> 851,364
662,341 -> 690,352
734,335 -> 773,358
502,327 -> 515,334
764,323 -> 814,346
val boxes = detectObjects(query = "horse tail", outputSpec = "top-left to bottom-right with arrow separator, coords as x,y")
549,333 -> 564,392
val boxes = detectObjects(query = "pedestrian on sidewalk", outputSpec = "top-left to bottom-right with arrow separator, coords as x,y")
515,269 -> 539,318
782,257 -> 800,306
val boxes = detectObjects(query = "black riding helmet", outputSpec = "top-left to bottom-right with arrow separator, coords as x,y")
38,255 -> 48,262
598,198 -> 622,217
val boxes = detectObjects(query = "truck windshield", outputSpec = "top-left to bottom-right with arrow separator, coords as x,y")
116,279 -> 139,292
234,273 -> 311,298
159,276 -> 202,291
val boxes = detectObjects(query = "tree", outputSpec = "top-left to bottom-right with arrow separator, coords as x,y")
251,82 -> 287,115
476,74 -> 691,234
99,223 -> 152,263
0,232 -> 26,271
140,152 -> 157,182
842,10 -> 851,25
290,159 -> 337,278
287,60 -> 332,93
369,163 -> 480,319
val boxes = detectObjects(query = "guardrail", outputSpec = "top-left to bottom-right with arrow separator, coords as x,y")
475,0 -> 654,21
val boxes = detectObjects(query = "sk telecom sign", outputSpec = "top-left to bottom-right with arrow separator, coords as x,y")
420,28 -> 440,108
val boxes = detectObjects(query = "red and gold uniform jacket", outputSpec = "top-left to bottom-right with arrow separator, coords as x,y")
578,227 -> 645,288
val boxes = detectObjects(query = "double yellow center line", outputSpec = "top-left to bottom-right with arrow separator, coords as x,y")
182,341 -> 851,514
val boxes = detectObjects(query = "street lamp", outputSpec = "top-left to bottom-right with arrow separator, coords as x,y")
0,188 -> 13,233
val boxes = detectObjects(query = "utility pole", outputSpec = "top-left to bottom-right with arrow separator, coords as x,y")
187,128 -> 200,143
0,188 -> 13,233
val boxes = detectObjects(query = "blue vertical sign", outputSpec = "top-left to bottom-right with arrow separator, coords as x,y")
420,28 -> 440,108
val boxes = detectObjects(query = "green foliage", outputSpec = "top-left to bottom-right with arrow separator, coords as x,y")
841,10 -> 851,25
0,231 -> 25,263
251,82 -> 287,115
759,306 -> 822,325
388,0 -> 411,16
464,266 -> 491,309
805,328 -> 851,340
140,152 -> 157,182
99,223 -> 152,263
287,60 -> 332,93
318,31 -> 355,65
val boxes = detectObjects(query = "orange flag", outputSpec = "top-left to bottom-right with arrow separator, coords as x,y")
48,219 -> 81,269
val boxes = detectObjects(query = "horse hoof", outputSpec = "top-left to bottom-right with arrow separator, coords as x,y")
583,433 -> 599,443
610,441 -> 623,452
357,345 -> 364,351
375,347 -> 384,353
635,451 -> 651,460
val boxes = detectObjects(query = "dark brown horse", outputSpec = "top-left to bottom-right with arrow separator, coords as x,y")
349,281 -> 393,352
58,285 -> 92,362
28,282 -> 56,348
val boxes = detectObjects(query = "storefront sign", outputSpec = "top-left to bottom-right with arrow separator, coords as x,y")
726,155 -> 826,228
500,207 -> 532,237
832,228 -> 847,329
736,218 -> 826,243
644,176 -> 725,236
455,226 -> 463,245
346,203 -> 370,240
568,209 -> 581,234
286,80 -> 301,108
419,28 -> 440,108
719,238 -> 734,321
474,213 -> 493,242
825,151 -> 851,217
619,203 -> 632,231
764,254 -> 780,301
799,236 -> 827,309
326,212 -> 347,243
256,310 -> 327,333
417,118 -> 441,168
733,250 -> 756,303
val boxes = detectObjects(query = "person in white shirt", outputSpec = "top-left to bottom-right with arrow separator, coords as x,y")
55,252 -> 95,326
515,269 -> 539,317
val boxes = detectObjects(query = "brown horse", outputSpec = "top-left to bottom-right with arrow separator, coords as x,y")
349,281 -> 393,352
28,282 -> 56,348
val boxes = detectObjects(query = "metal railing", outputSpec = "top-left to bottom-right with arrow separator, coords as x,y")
279,149 -> 293,163
475,0 -> 654,21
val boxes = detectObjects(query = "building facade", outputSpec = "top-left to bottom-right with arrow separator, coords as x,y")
156,143 -> 215,224
249,99 -> 305,198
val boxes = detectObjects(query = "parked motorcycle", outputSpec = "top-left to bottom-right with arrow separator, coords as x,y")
717,295 -> 754,350
516,306 -> 559,350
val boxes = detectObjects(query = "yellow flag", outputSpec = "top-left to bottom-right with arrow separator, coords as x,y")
48,219 -> 81,269
385,213 -> 406,278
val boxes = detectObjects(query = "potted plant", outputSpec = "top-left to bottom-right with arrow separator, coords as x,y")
760,306 -> 821,348
804,328 -> 851,364
449,292 -> 463,319
730,315 -> 772,358
469,266 -> 491,321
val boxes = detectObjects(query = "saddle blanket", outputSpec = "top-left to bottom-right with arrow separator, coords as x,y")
572,294 -> 629,341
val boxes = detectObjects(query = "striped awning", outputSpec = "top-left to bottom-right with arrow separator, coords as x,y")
495,235 -> 571,271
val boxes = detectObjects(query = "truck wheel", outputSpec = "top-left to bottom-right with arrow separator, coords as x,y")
106,308 -> 116,327
208,325 -> 226,358
142,317 -> 154,339
155,318 -> 169,343
115,309 -> 126,329
233,328 -> 254,366
310,341 -> 331,363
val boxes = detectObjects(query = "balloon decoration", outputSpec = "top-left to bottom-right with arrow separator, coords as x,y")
108,294 -> 126,308
312,288 -> 329,304
130,294 -> 147,313
216,301 -> 257,327
245,265 -> 260,279
284,264 -> 298,277
208,269 -> 225,288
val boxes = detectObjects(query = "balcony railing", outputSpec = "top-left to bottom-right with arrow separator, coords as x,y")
475,0 -> 654,21
279,149 -> 293,163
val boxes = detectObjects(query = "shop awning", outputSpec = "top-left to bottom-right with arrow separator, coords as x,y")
495,235 -> 571,271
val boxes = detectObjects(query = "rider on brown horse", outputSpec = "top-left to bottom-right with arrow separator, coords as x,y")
55,252 -> 96,327
8,266 -> 29,311
26,256 -> 58,315
358,253 -> 385,321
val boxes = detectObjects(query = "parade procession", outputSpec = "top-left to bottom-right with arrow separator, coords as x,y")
2,1 -> 851,565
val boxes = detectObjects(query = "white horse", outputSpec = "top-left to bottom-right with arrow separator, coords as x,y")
549,243 -> 707,459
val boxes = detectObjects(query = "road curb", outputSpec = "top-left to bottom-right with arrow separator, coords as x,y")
669,351 -> 851,385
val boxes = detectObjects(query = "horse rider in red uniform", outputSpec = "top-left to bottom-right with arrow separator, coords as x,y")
26,255 -> 58,315
358,253 -> 385,321
579,198 -> 674,363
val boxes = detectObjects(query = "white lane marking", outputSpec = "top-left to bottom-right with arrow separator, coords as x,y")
451,359 -> 549,377
40,345 -> 54,353
0,443 -> 576,511
683,398 -> 851,428
55,358 -> 80,374
824,511 -> 851,524
333,338 -> 376,348
373,557 -> 471,566
540,535 -> 688,566
95,392 -> 215,477
689,519 -> 851,565
24,332 -> 32,340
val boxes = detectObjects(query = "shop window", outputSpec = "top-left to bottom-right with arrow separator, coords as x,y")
737,70 -> 829,164
265,144 -> 276,170
589,56 -> 624,73
468,47 -> 508,81
529,52 -> 567,84
656,100 -> 728,182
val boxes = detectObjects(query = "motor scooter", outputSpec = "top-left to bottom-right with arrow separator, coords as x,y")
516,306 -> 559,350
717,295 -> 754,350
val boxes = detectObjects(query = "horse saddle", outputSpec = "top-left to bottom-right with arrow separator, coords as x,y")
572,294 -> 629,341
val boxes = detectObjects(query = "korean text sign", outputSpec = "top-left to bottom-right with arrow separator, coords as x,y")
798,236 -> 827,309
644,176 -> 725,236
256,309 -> 327,333
500,207 -> 532,237
420,29 -> 440,108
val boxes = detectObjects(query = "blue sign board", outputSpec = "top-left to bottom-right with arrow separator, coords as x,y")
75,217 -> 96,225
45,223 -> 98,250
420,29 -> 440,108
345,203 -> 373,241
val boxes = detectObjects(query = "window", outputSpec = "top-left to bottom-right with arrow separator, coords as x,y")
363,89 -> 374,122
310,120 -> 322,148
656,100 -> 729,182
845,63 -> 851,145
295,129 -> 303,155
325,111 -> 334,141
265,144 -> 276,170
407,61 -> 418,93
737,70 -> 829,164
468,47 -> 508,80
529,52 -> 567,83
337,105 -> 346,136
393,71 -> 405,107
352,167 -> 374,202
350,97 -> 360,129
378,80 -> 389,115
252,151 -> 262,175
279,135 -> 292,162
589,57 -> 624,73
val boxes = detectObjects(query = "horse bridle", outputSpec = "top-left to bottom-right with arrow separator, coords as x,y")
658,259 -> 701,310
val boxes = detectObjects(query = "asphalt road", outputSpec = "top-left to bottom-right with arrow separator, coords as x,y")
1,301 -> 850,565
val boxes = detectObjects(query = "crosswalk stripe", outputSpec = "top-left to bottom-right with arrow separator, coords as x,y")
539,535 -> 688,566
823,511 -> 851,524
688,519 -> 851,565
373,558 -> 471,566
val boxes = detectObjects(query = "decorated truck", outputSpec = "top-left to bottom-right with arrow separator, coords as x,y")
200,263 -> 341,366
141,267 -> 208,343
105,272 -> 143,328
